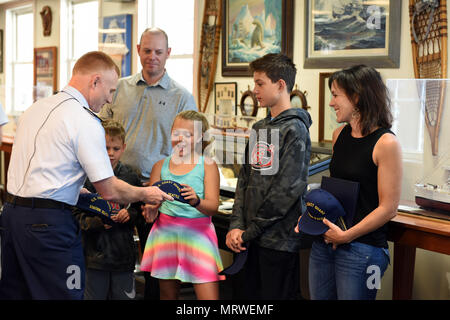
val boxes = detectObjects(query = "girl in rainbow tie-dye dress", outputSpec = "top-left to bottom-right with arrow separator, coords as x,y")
140,110 -> 225,300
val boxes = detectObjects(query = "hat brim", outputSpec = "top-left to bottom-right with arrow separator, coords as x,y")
76,193 -> 115,223
218,243 -> 249,275
297,212 -> 329,236
152,180 -> 189,203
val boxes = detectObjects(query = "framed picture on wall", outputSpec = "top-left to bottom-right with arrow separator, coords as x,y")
222,0 -> 294,76
318,72 -> 340,142
33,47 -> 57,99
214,82 -> 237,128
99,14 -> 132,77
304,0 -> 401,68
215,82 -> 238,115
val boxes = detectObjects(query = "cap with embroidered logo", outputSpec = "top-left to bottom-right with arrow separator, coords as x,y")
152,180 -> 189,203
76,193 -> 117,223
298,188 -> 346,235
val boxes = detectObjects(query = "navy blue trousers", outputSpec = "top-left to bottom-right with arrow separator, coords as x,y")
0,203 -> 85,299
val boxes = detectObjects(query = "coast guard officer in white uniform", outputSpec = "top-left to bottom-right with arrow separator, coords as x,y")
0,51 -> 172,300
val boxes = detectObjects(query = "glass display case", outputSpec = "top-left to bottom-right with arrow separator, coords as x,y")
386,79 -> 450,219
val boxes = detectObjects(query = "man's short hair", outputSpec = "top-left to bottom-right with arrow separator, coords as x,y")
102,119 -> 126,143
72,51 -> 120,77
250,53 -> 297,93
139,27 -> 169,48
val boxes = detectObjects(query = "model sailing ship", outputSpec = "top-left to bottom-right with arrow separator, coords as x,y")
415,166 -> 450,213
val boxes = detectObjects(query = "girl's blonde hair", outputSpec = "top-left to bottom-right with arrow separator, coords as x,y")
174,110 -> 213,152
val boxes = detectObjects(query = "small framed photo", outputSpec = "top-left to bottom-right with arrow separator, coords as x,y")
33,47 -> 57,99
215,82 -> 237,116
214,82 -> 237,128
319,72 -> 340,142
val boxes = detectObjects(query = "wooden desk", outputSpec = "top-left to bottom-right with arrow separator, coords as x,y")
388,210 -> 450,300
0,135 -> 13,199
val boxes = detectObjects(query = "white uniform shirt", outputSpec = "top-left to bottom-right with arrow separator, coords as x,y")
7,86 -> 114,205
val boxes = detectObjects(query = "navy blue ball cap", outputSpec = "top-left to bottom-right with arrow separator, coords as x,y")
152,180 -> 189,203
218,242 -> 249,275
298,189 -> 346,235
76,193 -> 116,222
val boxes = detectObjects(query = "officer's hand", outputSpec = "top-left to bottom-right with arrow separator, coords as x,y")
144,186 -> 173,204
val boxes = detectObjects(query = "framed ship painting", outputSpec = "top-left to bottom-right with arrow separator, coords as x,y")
304,0 -> 401,68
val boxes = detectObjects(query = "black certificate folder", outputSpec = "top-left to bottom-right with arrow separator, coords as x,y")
321,176 -> 360,229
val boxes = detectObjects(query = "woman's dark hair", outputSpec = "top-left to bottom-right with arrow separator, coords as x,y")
328,65 -> 393,136
250,53 -> 297,93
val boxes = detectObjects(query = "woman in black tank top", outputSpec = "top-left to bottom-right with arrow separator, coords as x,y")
308,65 -> 403,300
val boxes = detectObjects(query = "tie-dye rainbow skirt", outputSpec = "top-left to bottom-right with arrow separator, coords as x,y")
140,212 -> 226,283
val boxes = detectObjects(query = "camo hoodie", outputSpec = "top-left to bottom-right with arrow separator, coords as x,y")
229,107 -> 312,252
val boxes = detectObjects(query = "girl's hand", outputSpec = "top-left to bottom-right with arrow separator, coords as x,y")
180,184 -> 200,206
141,203 -> 160,223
